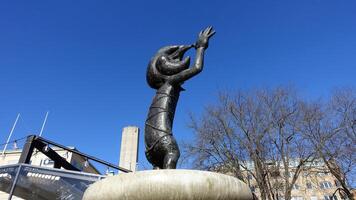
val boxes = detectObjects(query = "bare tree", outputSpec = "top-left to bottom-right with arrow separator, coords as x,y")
301,89 -> 355,199
183,87 -> 315,200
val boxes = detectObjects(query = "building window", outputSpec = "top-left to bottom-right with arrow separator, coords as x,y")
250,185 -> 255,192
292,184 -> 300,190
284,171 -> 294,177
41,159 -> 54,167
313,160 -> 321,166
318,172 -> 330,177
271,169 -> 280,177
72,160 -> 84,171
306,182 -> 312,189
291,196 -> 303,200
320,181 -> 333,189
334,180 -> 341,187
324,195 -> 338,200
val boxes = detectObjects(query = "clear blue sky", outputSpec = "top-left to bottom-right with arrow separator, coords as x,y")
0,0 -> 355,171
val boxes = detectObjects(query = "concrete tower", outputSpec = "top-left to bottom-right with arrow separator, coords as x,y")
119,126 -> 139,172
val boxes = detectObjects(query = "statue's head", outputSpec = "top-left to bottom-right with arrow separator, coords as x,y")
147,45 -> 193,89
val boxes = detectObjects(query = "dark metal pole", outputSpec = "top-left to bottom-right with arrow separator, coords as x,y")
18,135 -> 36,164
34,140 -> 80,171
8,164 -> 22,200
37,136 -> 131,173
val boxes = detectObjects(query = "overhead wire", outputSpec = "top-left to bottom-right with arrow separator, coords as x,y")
0,136 -> 28,148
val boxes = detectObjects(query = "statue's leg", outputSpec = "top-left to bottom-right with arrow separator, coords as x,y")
161,135 -> 180,169
163,151 -> 180,169
145,125 -> 166,169
146,134 -> 180,169
145,145 -> 163,169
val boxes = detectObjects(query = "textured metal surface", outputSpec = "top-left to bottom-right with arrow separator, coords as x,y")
145,27 -> 215,169
1,164 -> 104,200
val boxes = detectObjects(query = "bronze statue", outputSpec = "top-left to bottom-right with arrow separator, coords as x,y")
145,27 -> 215,169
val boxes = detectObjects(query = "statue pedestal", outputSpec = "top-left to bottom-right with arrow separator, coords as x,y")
83,170 -> 253,200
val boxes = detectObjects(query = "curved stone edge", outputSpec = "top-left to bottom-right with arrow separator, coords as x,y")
83,169 -> 253,200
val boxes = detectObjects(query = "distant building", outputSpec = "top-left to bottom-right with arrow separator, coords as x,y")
119,126 -> 139,172
211,160 -> 350,200
0,147 -> 99,174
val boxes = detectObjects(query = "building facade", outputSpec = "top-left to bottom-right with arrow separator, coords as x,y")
245,160 -> 346,200
211,160 -> 349,200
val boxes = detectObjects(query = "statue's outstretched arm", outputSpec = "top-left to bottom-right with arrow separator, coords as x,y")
169,27 -> 215,84
168,47 -> 205,84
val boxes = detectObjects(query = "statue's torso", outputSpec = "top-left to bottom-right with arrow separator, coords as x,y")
145,83 -> 181,146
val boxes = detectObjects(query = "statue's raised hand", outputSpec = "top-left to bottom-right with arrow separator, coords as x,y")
195,26 -> 216,49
